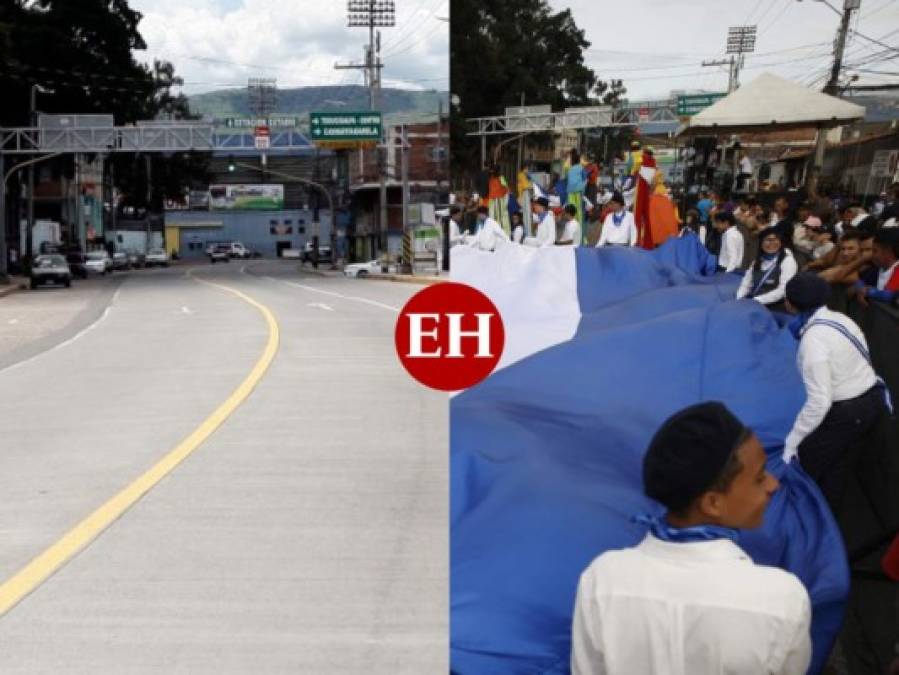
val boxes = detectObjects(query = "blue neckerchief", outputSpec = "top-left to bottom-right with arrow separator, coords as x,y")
788,310 -> 815,340
612,211 -> 625,227
634,513 -> 739,544
761,251 -> 778,261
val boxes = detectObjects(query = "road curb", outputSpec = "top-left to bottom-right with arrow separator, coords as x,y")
360,274 -> 443,286
0,279 -> 27,298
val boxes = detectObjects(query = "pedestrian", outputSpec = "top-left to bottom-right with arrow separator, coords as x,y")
678,208 -> 706,245
566,150 -> 587,235
696,190 -> 714,225
468,205 -> 509,252
736,226 -> 797,309
524,197 -> 556,248
855,227 -> 899,306
712,211 -> 744,273
595,192 -> 636,248
571,401 -> 811,675
782,272 -> 892,512
449,205 -> 465,247
511,211 -> 525,244
557,204 -> 581,247
736,151 -> 753,192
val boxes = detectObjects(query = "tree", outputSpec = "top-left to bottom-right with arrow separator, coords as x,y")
0,0 -> 207,218
450,0 -> 628,178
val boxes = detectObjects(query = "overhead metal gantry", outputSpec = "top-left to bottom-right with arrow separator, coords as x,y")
466,99 -> 680,136
0,124 -> 315,154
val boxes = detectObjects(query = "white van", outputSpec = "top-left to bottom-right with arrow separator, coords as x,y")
229,241 -> 251,258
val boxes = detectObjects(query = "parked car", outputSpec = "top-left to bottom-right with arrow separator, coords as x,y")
302,241 -> 332,263
208,244 -> 231,263
85,250 -> 112,275
65,252 -> 88,279
229,241 -> 252,259
343,260 -> 381,278
111,251 -> 130,270
125,249 -> 145,268
30,254 -> 71,289
145,248 -> 170,267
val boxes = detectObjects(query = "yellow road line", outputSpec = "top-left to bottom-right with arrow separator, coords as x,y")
0,272 -> 280,616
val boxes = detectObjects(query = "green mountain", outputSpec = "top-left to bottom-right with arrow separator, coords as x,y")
188,86 -> 448,126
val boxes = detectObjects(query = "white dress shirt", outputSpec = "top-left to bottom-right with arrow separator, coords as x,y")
524,211 -> 556,248
783,306 -> 877,460
449,219 -> 464,246
740,156 -> 753,174
596,211 -> 637,247
512,224 -> 524,244
736,250 -> 798,305
560,219 -> 582,247
572,534 -> 812,675
718,226 -> 745,273
468,217 -> 509,251
877,260 -> 899,290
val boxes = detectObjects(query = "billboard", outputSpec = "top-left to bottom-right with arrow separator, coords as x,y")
209,184 -> 284,210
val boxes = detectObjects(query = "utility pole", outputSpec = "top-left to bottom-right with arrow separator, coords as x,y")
27,85 -> 36,267
806,0 -> 861,194
0,152 -> 7,283
702,58 -> 735,92
343,0 -> 395,258
400,124 -> 409,272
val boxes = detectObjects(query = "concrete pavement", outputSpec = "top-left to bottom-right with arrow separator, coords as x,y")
0,261 -> 446,673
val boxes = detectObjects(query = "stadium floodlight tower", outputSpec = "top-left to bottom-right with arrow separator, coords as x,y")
247,77 -> 277,120
346,0 -> 395,110
725,25 -> 757,91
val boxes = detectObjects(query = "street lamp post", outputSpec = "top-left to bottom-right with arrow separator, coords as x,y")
231,160 -> 337,269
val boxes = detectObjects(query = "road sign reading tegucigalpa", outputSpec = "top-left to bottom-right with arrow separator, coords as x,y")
677,93 -> 727,117
309,112 -> 382,146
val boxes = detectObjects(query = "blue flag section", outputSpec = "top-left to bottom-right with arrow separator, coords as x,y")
450,238 -> 850,675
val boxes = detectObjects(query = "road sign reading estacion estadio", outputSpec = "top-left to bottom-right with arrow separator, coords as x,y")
309,112 -> 382,144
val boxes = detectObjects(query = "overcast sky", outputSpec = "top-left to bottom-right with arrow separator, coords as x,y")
562,0 -> 899,100
129,0 -> 449,96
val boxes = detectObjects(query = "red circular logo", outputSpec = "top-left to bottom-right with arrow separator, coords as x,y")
395,282 -> 505,391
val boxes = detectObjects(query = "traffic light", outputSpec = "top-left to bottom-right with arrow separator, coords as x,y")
227,155 -> 236,172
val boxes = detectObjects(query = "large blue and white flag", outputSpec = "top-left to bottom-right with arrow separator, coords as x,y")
450,237 -> 849,675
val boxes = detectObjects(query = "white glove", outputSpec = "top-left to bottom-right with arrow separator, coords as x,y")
782,446 -> 799,465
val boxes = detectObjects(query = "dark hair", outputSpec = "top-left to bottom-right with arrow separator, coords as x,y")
669,429 -> 752,516
449,205 -> 462,215
873,228 -> 899,257
840,229 -> 862,242
713,211 -> 735,226
570,149 -> 581,165
564,204 -> 577,216
476,205 -> 489,215
511,211 -> 523,222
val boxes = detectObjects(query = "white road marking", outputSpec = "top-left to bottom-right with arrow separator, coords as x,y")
307,302 -> 334,312
264,277 -> 400,313
8,319 -> 18,325
181,306 -> 193,315
0,280 -> 124,374
0,306 -> 112,374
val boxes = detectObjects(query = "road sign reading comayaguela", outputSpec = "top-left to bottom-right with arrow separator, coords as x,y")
309,112 -> 382,142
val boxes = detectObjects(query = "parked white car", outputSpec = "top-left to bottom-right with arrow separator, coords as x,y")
145,248 -> 170,267
84,250 -> 112,275
343,260 -> 382,278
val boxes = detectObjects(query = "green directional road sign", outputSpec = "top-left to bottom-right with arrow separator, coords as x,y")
676,93 -> 726,117
309,111 -> 382,144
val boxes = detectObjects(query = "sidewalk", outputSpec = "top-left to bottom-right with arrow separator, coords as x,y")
297,265 -> 444,285
0,276 -> 27,298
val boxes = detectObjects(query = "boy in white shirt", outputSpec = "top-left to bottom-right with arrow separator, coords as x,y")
596,192 -> 636,248
557,204 -> 581,246
713,211 -> 744,273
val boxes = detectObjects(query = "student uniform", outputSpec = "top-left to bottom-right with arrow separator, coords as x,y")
736,251 -> 798,305
596,211 -> 637,247
524,211 -> 556,248
571,534 -> 812,675
717,226 -> 745,273
468,217 -> 509,252
559,219 -> 581,247
784,307 -> 890,511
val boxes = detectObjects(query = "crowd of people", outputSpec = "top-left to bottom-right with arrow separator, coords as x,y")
452,164 -> 899,673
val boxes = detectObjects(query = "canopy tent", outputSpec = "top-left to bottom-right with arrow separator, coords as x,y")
677,73 -> 865,137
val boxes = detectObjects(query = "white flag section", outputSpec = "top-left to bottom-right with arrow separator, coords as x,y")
639,165 -> 657,184
451,245 -> 581,373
